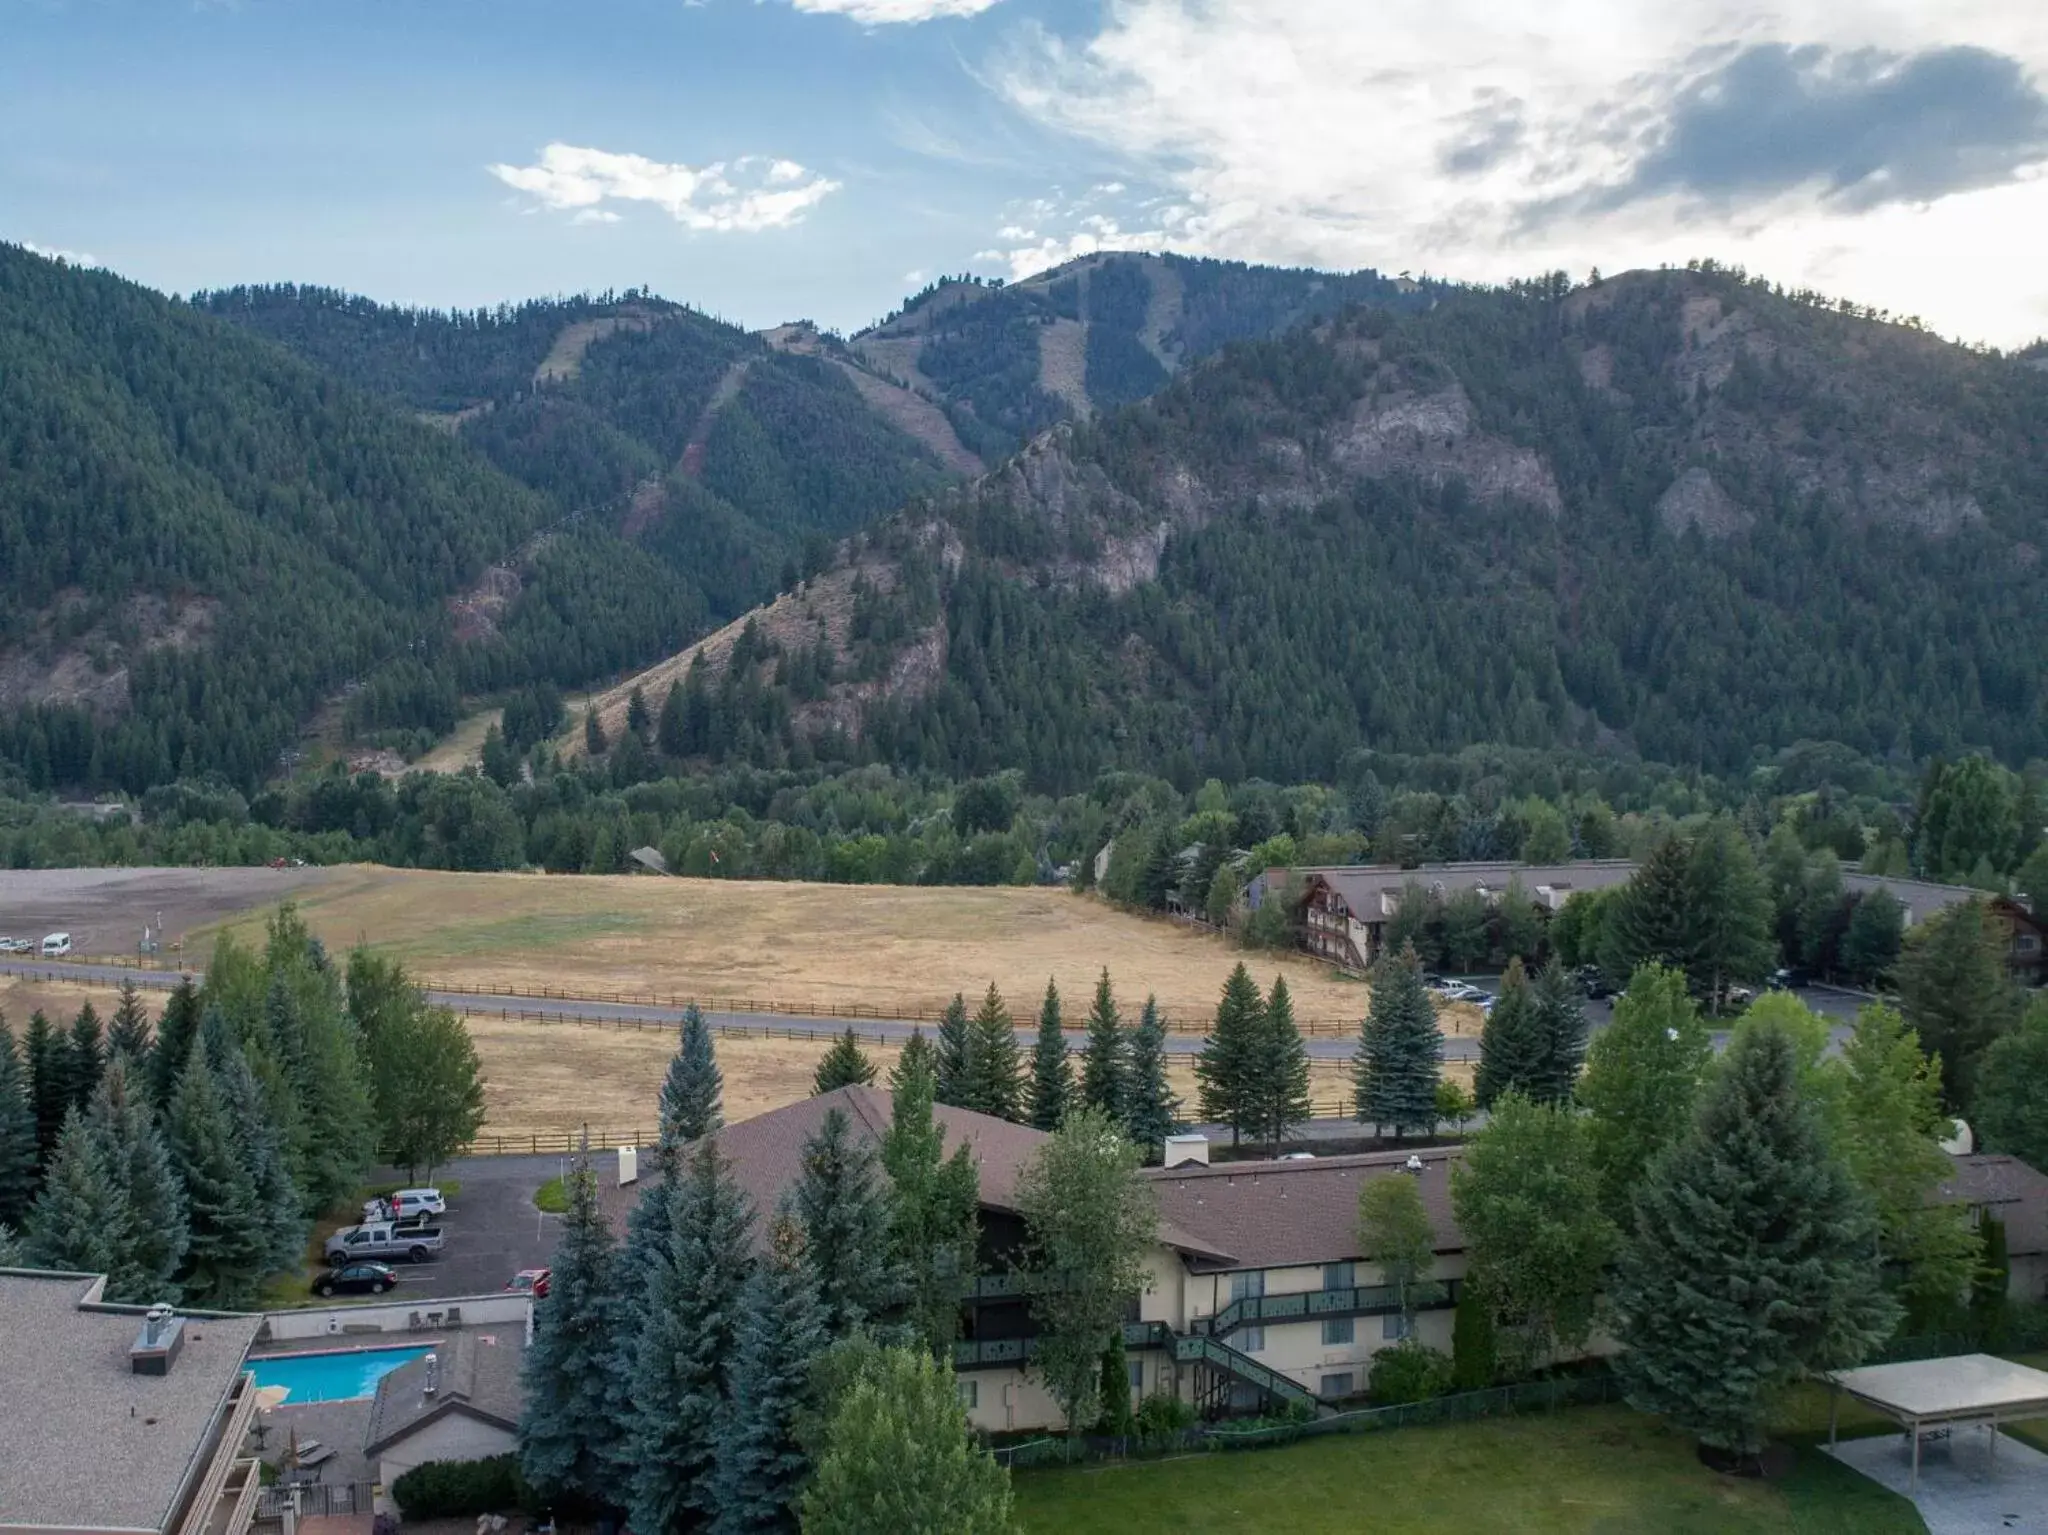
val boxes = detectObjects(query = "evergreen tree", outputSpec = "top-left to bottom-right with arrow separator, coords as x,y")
81,1057 -> 187,1303
583,706 -> 609,756
629,1138 -> 756,1534
1450,1282 -> 1498,1391
1122,994 -> 1179,1162
0,1018 -> 37,1228
1195,963 -> 1266,1146
709,1213 -> 828,1535
1254,975 -> 1311,1147
1682,818 -> 1776,1011
1078,968 -> 1128,1123
1473,959 -> 1544,1110
1027,979 -> 1072,1131
520,1154 -> 624,1511
657,679 -> 687,758
147,979 -> 203,1105
1600,834 -> 1693,983
1353,944 -> 1442,1141
794,1107 -> 902,1338
107,982 -> 153,1066
24,1109 -> 125,1281
813,1028 -> 877,1095
933,993 -> 971,1107
890,1028 -> 937,1096
1577,962 -> 1711,1227
1612,1020 -> 1898,1459
1976,997 -> 2048,1172
216,1047 -> 308,1273
661,1003 -> 724,1144
604,1146 -> 679,1487
626,685 -> 652,740
1839,892 -> 1904,985
64,1003 -> 104,1115
1895,900 -> 2022,1110
881,1052 -> 980,1358
962,984 -> 1023,1122
25,1011 -> 69,1160
1095,1328 -> 1136,1435
164,1051 -> 269,1309
1529,958 -> 1590,1105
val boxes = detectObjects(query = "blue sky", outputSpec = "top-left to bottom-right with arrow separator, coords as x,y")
6,0 -> 2048,345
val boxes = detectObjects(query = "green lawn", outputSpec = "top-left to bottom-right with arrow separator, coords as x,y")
1011,1405 -> 1924,1535
534,1176 -> 570,1214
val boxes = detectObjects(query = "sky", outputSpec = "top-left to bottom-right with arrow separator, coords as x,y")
5,0 -> 2048,346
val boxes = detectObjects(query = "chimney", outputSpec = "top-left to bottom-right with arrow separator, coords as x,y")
130,1304 -> 185,1376
1164,1134 -> 1210,1168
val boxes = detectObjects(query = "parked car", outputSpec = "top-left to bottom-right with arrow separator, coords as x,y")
362,1188 -> 445,1223
324,1220 -> 445,1265
314,1261 -> 398,1298
1766,966 -> 1812,991
506,1267 -> 552,1299
1574,965 -> 1616,1000
0,936 -> 30,954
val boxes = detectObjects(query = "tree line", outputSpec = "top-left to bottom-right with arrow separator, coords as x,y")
0,907 -> 485,1307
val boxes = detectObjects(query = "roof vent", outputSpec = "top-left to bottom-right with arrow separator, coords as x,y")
422,1351 -> 439,1398
1164,1134 -> 1210,1168
130,1304 -> 185,1376
1404,1155 -> 1425,1174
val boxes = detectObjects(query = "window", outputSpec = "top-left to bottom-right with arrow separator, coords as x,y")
1383,1313 -> 1412,1340
1240,1326 -> 1266,1353
1128,1360 -> 1144,1390
1322,1262 -> 1355,1291
1320,1372 -> 1355,1399
957,1379 -> 979,1410
1230,1271 -> 1266,1302
1322,1316 -> 1355,1346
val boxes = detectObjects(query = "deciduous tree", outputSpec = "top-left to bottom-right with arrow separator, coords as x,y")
881,1052 -> 980,1357
1895,900 -> 2021,1110
1577,963 -> 1711,1227
1975,997 -> 2048,1177
1357,1172 -> 1440,1333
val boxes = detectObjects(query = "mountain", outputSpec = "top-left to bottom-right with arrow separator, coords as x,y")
572,265 -> 2048,790
850,253 -> 1444,460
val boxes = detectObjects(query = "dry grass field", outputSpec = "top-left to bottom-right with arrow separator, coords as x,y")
200,866 -> 1430,1034
0,975 -> 130,1031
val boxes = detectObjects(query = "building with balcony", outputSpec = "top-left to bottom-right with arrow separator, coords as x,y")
1294,860 -> 1639,971
0,1270 -> 264,1535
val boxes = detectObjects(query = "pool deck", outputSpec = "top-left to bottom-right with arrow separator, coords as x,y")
249,1333 -> 451,1359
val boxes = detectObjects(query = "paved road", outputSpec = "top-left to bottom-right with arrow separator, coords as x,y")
0,956 -> 1873,1066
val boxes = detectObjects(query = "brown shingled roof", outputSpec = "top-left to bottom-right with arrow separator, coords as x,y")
1941,1153 -> 2048,1257
364,1328 -> 526,1456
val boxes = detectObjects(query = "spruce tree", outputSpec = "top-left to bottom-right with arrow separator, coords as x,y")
1196,963 -> 1266,1146
1122,995 -> 1180,1162
1682,818 -> 1777,1012
1473,959 -> 1545,1109
25,1109 -> 125,1281
82,1057 -> 188,1303
605,1147 -> 679,1487
107,982 -> 153,1066
1027,979 -> 1072,1131
1578,963 -> 1712,1228
1255,975 -> 1312,1147
217,1047 -> 308,1269
934,993 -> 972,1107
890,1028 -> 937,1096
520,1155 -> 624,1510
147,979 -> 203,1105
1612,1020 -> 1898,1459
813,1028 -> 877,1095
1529,957 -> 1589,1105
0,1018 -> 38,1228
1600,834 -> 1693,983
881,1053 -> 980,1358
626,685 -> 652,740
1895,900 -> 2023,1110
64,1003 -> 104,1115
629,1139 -> 756,1534
25,1011 -> 69,1160
962,984 -> 1023,1122
794,1107 -> 902,1338
709,1213 -> 827,1534
583,706 -> 608,756
1353,944 -> 1442,1141
1079,968 -> 1128,1122
660,1004 -> 724,1144
165,1051 -> 269,1309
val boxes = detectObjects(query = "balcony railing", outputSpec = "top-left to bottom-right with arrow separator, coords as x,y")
954,1319 -> 1173,1371
1193,1279 -> 1462,1338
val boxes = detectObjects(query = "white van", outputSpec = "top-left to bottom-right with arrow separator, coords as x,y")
40,933 -> 72,957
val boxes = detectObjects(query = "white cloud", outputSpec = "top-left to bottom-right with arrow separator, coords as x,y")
489,144 -> 839,233
21,239 -> 101,268
990,0 -> 2048,345
785,0 -> 1002,23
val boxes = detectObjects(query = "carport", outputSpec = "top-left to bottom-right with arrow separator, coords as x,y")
1828,1354 -> 2048,1491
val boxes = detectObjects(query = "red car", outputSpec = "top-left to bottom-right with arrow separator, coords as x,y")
507,1268 -> 551,1299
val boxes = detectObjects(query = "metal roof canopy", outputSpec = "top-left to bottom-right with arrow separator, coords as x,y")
1826,1354 -> 2048,1491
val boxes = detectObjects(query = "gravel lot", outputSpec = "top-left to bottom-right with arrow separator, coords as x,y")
0,865 -> 333,956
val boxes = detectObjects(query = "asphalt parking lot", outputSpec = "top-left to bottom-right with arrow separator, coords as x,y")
362,1152 -> 567,1302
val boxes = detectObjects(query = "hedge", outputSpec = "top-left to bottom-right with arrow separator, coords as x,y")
390,1454 -> 532,1519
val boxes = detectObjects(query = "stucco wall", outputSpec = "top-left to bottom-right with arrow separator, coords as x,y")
264,1294 -> 530,1342
376,1412 -> 519,1516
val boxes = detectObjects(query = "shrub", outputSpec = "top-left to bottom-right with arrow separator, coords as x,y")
390,1455 -> 531,1519
1368,1341 -> 1453,1405
1134,1391 -> 1197,1440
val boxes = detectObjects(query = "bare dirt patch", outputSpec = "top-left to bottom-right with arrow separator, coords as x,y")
675,359 -> 754,478
533,310 -> 655,386
831,360 -> 983,475
0,865 -> 342,958
1137,255 -> 1185,371
414,708 -> 505,774
0,594 -> 218,718
1038,317 -> 1093,419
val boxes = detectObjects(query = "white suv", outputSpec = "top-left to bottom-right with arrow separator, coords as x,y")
364,1187 -> 446,1222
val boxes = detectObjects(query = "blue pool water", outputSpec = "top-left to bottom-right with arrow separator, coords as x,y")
249,1345 -> 433,1403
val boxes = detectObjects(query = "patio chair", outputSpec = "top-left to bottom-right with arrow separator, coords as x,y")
445,1306 -> 462,1326
408,1311 -> 423,1331
297,1442 -> 338,1469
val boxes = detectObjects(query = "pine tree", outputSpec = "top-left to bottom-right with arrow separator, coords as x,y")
24,1108 -> 125,1281
890,1028 -> 937,1096
1529,957 -> 1589,1105
1195,963 -> 1266,1146
881,1053 -> 980,1358
813,1028 -> 877,1095
0,1018 -> 37,1228
1079,969 -> 1127,1122
1600,834 -> 1693,983
962,984 -> 1023,1122
1682,818 -> 1777,1012
164,1051 -> 269,1309
64,1003 -> 105,1115
605,1146 -> 679,1487
25,1011 -> 69,1160
1895,900 -> 2023,1110
520,1155 -> 624,1510
107,982 -> 153,1066
1255,975 -> 1311,1147
1027,979 -> 1072,1131
794,1107 -> 902,1338
1578,963 -> 1712,1228
657,679 -> 687,758
710,1213 -> 827,1534
934,993 -> 971,1107
81,1057 -> 188,1303
661,1004 -> 724,1145
583,706 -> 608,756
626,685 -> 652,740
629,1139 -> 756,1534
216,1047 -> 308,1275
1612,1020 -> 1898,1459
1353,944 -> 1442,1141
146,979 -> 203,1105
1121,995 -> 1180,1162
1473,959 -> 1545,1109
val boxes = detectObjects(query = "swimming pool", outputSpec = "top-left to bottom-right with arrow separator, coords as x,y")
248,1345 -> 433,1403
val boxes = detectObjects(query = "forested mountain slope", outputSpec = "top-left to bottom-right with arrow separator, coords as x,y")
578,266 -> 2048,789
